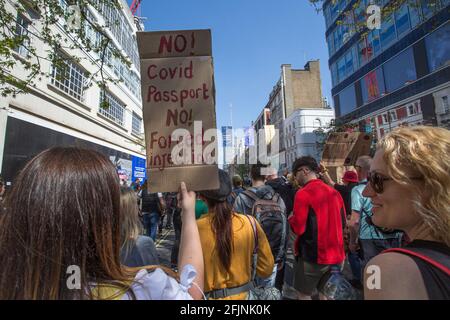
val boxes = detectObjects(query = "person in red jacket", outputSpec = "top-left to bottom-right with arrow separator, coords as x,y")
289,156 -> 346,300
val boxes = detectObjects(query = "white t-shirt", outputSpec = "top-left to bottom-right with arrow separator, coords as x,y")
121,264 -> 199,300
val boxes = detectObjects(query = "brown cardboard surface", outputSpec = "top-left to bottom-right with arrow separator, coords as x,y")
137,30 -> 212,59
138,30 -> 219,193
148,165 -> 220,193
321,132 -> 372,167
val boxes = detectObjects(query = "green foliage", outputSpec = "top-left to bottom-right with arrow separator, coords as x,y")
0,0 -> 129,97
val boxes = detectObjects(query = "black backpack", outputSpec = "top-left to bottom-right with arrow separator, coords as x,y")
242,190 -> 287,262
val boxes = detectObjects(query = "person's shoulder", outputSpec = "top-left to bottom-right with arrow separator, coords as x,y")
233,212 -> 248,220
196,214 -> 211,227
364,251 -> 426,299
295,187 -> 309,198
365,251 -> 422,284
351,183 -> 364,195
329,185 -> 344,199
136,235 -> 155,246
233,213 -> 254,226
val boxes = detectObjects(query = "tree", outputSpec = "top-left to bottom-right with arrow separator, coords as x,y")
0,0 -> 131,106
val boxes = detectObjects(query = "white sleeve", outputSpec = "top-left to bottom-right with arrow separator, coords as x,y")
123,264 -> 200,300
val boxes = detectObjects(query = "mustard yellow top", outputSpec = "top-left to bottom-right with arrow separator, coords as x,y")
197,212 -> 275,300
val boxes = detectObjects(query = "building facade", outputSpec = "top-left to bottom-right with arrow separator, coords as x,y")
0,0 -> 146,186
323,0 -> 450,137
254,61 -> 330,171
284,108 -> 335,170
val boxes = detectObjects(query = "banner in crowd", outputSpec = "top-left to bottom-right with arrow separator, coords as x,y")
321,132 -> 372,167
137,29 -> 219,192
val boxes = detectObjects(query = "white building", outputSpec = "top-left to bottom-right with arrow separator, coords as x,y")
0,0 -> 146,186
284,108 -> 335,170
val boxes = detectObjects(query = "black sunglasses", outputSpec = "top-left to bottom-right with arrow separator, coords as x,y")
367,171 -> 422,194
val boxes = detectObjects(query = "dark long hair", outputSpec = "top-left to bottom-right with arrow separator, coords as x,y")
0,147 -> 137,299
204,198 -> 233,273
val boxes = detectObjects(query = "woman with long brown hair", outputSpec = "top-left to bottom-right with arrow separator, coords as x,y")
197,169 -> 274,300
0,147 -> 203,299
120,187 -> 159,268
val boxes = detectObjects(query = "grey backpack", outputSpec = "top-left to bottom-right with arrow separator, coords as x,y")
242,190 -> 287,263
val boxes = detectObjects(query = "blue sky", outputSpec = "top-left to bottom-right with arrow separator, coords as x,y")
131,0 -> 332,130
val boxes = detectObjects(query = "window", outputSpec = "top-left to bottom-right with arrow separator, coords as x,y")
389,110 -> 397,122
51,53 -> 87,102
358,38 -> 371,65
327,35 -> 335,56
330,1 -> 340,22
354,0 -> 367,26
382,113 -> 389,124
361,68 -> 385,104
15,14 -> 31,57
380,14 -> 396,48
407,101 -> 421,116
338,84 -> 357,116
132,112 -> 142,135
341,16 -> 352,45
442,96 -> 449,114
324,5 -> 332,29
383,48 -> 416,92
334,27 -> 343,52
421,1 -> 436,19
368,29 -> 381,56
337,56 -> 346,82
425,23 -> 450,72
331,63 -> 338,86
395,4 -> 411,37
408,1 -> 422,28
99,91 -> 125,126
345,49 -> 355,77
358,30 -> 380,66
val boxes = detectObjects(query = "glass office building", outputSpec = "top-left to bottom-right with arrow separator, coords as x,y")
323,0 -> 450,137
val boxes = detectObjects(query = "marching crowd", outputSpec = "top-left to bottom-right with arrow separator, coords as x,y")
0,125 -> 448,300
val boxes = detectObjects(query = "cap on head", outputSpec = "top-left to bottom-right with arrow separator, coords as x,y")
342,171 -> 358,183
200,169 -> 232,202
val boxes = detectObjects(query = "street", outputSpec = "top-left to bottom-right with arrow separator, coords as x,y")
154,227 -> 360,300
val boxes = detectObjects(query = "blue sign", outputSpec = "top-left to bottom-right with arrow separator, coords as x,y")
131,156 -> 146,182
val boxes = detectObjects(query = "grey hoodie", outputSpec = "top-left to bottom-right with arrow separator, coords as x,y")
233,185 -> 286,216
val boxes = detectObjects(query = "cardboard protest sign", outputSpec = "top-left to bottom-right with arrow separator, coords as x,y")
321,132 -> 372,167
137,30 -> 219,192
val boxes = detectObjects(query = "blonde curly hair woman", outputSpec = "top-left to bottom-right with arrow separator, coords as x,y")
362,126 -> 450,300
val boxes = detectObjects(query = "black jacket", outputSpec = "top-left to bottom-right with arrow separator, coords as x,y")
266,178 -> 296,215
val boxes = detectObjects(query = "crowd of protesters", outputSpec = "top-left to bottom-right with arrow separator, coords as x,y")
0,126 -> 448,300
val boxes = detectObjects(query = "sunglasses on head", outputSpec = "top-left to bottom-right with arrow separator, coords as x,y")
367,171 -> 422,194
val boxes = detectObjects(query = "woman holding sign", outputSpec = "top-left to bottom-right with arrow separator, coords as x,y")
196,169 -> 275,300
